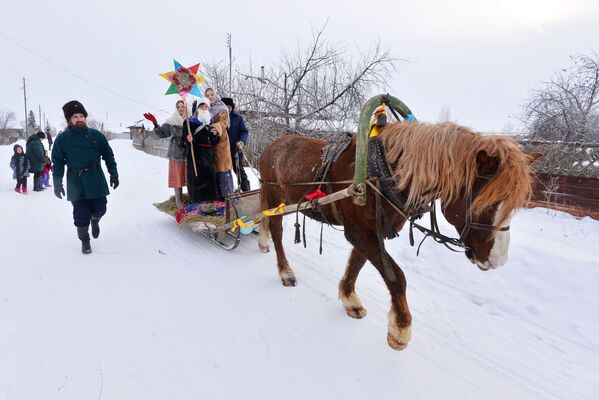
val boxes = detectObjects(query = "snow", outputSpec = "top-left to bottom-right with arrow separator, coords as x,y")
1,139 -> 599,400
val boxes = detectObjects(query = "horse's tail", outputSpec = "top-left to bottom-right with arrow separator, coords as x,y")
258,186 -> 271,253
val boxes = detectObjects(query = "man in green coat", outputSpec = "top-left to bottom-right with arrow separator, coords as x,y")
52,100 -> 119,254
26,131 -> 47,191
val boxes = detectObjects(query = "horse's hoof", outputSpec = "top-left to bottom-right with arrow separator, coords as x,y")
346,306 -> 367,319
387,332 -> 409,351
259,244 -> 270,253
281,277 -> 297,287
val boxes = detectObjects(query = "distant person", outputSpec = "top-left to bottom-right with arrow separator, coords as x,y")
9,144 -> 30,194
46,128 -> 53,150
26,131 -> 47,191
40,150 -> 52,188
143,100 -> 188,208
221,97 -> 251,191
52,100 -> 119,254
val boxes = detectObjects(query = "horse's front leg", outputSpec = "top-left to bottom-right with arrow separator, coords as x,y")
339,247 -> 368,319
346,230 -> 412,351
269,214 -> 297,286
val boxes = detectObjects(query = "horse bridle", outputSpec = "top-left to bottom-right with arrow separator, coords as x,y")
408,174 -> 510,255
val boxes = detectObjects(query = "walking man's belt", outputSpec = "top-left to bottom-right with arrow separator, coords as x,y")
69,164 -> 100,175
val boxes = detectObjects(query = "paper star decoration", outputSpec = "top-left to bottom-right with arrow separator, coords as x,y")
160,59 -> 206,99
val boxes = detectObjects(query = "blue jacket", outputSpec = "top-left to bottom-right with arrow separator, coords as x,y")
228,111 -> 249,157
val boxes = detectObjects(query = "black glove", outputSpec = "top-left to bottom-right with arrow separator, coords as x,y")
54,184 -> 65,199
110,176 -> 119,189
191,100 -> 198,116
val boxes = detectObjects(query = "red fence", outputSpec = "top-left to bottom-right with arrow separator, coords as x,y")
530,173 -> 599,220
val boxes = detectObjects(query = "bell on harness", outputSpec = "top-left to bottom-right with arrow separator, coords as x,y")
369,105 -> 388,138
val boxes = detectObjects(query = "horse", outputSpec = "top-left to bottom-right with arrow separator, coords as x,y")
257,121 -> 541,351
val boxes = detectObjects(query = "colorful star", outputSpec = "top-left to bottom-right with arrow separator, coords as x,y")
159,59 -> 206,99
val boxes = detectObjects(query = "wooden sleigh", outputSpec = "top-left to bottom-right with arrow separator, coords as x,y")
154,94 -> 416,251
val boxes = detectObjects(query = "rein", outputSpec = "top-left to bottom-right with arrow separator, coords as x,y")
406,175 -> 510,255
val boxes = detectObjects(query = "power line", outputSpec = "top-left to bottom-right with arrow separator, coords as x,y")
0,30 -> 170,115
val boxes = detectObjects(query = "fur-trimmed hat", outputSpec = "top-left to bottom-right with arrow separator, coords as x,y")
197,97 -> 210,107
37,131 -> 46,139
221,97 -> 235,111
62,100 -> 88,121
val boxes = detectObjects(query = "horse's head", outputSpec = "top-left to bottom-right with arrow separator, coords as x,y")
379,122 -> 541,271
441,149 -> 542,271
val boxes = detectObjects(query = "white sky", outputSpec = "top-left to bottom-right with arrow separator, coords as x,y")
1,0 -> 599,132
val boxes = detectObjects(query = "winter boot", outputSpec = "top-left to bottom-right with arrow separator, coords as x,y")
15,188 -> 21,193
174,187 -> 184,209
77,226 -> 92,254
91,218 -> 100,239
22,186 -> 28,194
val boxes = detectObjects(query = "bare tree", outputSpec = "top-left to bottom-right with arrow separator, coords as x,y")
521,52 -> 599,142
437,106 -> 452,123
202,23 -> 400,135
0,109 -> 16,130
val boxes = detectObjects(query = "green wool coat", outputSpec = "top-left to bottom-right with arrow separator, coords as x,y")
26,134 -> 46,173
51,127 -> 118,201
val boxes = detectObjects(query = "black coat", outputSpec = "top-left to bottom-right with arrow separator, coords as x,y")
182,123 -> 221,203
26,135 -> 45,173
228,111 -> 249,158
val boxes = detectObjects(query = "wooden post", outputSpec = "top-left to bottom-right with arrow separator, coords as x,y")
183,99 -> 198,176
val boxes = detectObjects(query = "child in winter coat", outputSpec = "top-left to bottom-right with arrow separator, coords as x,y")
9,144 -> 30,194
40,151 -> 52,188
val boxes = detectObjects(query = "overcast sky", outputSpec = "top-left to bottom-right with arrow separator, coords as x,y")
1,0 -> 599,132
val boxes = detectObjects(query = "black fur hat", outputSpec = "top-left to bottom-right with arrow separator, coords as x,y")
62,100 -> 88,121
37,131 -> 46,139
221,97 -> 235,111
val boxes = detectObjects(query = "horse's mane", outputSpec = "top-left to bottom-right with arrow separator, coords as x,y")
379,122 -> 533,226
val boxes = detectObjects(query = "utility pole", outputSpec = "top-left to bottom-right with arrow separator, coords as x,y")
22,77 -> 28,136
227,33 -> 232,95
39,105 -> 42,130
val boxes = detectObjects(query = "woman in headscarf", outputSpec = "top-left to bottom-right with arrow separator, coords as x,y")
143,101 -> 189,208
204,88 -> 229,121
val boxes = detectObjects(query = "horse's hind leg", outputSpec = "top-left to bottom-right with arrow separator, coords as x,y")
339,247 -> 368,319
269,214 -> 297,286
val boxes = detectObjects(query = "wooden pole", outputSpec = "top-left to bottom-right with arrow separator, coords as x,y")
183,99 -> 199,176
207,186 -> 354,234
22,78 -> 28,136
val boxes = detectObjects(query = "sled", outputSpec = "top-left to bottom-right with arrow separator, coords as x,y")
154,93 -> 415,251
154,189 -> 262,251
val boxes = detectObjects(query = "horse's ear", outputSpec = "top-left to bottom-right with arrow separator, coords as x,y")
527,151 -> 543,164
476,150 -> 499,176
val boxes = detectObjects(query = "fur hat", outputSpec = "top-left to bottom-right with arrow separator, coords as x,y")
37,131 -> 46,139
62,100 -> 88,121
197,97 -> 210,107
222,97 -> 235,110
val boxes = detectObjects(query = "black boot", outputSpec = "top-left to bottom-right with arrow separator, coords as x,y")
91,218 -> 100,239
77,226 -> 92,254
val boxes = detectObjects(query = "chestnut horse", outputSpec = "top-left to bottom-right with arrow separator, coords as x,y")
258,122 -> 539,350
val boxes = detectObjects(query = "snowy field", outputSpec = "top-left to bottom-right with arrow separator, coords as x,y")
1,139 -> 598,400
